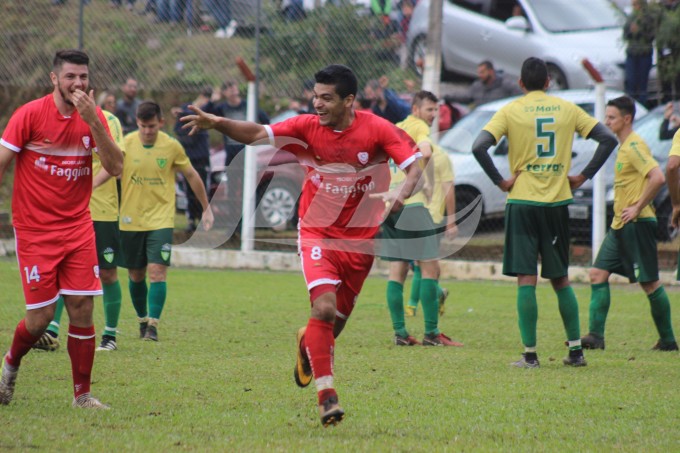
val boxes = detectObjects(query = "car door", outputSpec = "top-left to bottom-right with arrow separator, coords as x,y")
443,0 -> 494,77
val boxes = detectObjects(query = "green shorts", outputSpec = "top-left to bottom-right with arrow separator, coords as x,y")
120,228 -> 174,269
379,205 -> 439,262
503,203 -> 570,279
595,221 -> 659,283
93,221 -> 121,269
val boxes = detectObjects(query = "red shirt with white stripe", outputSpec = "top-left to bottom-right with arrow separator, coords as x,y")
1,94 -> 109,230
265,111 -> 418,240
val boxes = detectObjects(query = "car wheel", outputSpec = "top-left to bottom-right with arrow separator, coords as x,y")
655,199 -> 677,242
409,34 -> 427,76
256,180 -> 299,230
547,64 -> 568,90
455,188 -> 482,224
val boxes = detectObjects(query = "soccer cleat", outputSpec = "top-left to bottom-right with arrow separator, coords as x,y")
394,334 -> 421,346
0,356 -> 18,405
405,305 -> 417,317
143,325 -> 158,342
96,335 -> 118,351
32,331 -> 60,352
652,340 -> 679,351
422,332 -> 463,347
438,287 -> 449,317
72,393 -> 110,409
510,354 -> 540,368
294,327 -> 312,388
563,350 -> 587,367
319,395 -> 344,427
139,321 -> 148,339
580,333 -> 605,350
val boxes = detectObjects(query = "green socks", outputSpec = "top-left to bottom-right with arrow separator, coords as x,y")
588,282 -> 610,337
421,278 -> 439,335
517,285 -> 537,348
648,286 -> 676,344
557,285 -> 581,346
129,279 -> 149,318
407,265 -> 421,309
46,296 -> 65,336
386,280 -> 408,338
148,281 -> 167,320
102,281 -> 122,338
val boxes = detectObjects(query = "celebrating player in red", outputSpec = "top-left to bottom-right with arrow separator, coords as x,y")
182,64 -> 421,426
0,49 -> 124,409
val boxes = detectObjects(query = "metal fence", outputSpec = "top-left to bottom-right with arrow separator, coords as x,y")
0,0 -> 678,269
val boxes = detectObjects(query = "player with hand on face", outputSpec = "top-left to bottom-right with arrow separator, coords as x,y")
181,64 -> 421,427
0,49 -> 124,408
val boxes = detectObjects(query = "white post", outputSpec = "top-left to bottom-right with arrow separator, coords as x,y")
591,82 -> 606,261
241,81 -> 257,252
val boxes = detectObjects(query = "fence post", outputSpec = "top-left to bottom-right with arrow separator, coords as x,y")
237,57 -> 257,252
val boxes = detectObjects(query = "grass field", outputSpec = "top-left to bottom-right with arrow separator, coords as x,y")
0,258 -> 679,452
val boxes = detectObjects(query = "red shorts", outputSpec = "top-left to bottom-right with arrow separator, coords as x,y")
299,235 -> 375,320
14,223 -> 102,309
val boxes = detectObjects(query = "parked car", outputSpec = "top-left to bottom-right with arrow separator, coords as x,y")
436,89 -> 648,229
408,0 -> 628,90
569,105 -> 676,242
177,145 -> 306,230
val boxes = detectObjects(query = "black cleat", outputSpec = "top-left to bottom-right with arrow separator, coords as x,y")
652,340 -> 679,351
143,325 -> 158,342
139,321 -> 149,339
563,350 -> 587,367
319,395 -> 344,427
580,333 -> 605,350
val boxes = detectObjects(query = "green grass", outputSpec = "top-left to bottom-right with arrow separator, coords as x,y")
1,258 -> 679,451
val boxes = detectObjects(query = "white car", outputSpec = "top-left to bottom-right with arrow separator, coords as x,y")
438,89 -> 648,226
408,0 -> 627,90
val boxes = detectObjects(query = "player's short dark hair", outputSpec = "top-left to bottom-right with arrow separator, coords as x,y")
607,95 -> 636,120
136,101 -> 163,121
314,64 -> 357,99
53,49 -> 89,72
521,57 -> 548,91
478,60 -> 494,71
412,90 -> 438,107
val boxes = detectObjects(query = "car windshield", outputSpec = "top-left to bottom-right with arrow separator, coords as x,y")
528,0 -> 624,33
438,110 -> 495,154
633,110 -> 672,161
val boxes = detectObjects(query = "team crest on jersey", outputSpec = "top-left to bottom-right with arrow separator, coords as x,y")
103,247 -> 115,264
357,151 -> 369,165
157,158 -> 168,169
161,243 -> 172,261
616,162 -> 623,172
82,136 -> 91,149
93,265 -> 100,279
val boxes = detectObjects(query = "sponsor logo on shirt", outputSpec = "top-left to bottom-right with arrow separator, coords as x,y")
49,164 -> 91,181
322,176 -> 375,199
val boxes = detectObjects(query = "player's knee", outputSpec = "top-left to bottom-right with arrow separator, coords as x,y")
311,295 -> 336,323
588,268 -> 608,284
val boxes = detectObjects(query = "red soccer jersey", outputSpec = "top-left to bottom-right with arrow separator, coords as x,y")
0,94 -> 109,230
266,111 -> 418,240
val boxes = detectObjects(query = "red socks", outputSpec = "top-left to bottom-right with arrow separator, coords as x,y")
304,318 -> 336,404
6,319 -> 41,368
67,325 -> 96,398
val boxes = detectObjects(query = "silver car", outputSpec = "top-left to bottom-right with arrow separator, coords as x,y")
408,0 -> 627,90
437,89 -> 647,227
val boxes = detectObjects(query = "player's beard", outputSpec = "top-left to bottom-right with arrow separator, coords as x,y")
57,80 -> 81,107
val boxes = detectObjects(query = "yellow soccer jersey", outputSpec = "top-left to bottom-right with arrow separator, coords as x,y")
90,110 -> 125,222
484,91 -> 598,205
392,115 -> 430,206
427,146 -> 454,224
119,130 -> 191,231
669,128 -> 680,158
611,132 -> 658,230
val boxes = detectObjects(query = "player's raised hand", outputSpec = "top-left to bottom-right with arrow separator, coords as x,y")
180,105 -> 217,136
72,89 -> 98,125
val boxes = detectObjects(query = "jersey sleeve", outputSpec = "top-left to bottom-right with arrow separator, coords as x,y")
482,107 -> 509,143
629,139 -> 658,177
386,123 -> 419,169
172,140 -> 192,170
412,120 -> 432,146
264,114 -> 311,154
573,105 -> 598,138
91,107 -> 113,151
0,104 -> 33,152
434,147 -> 454,183
669,129 -> 680,158
105,110 -> 126,152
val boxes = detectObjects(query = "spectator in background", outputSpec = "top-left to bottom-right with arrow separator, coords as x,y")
115,77 -> 142,135
281,0 -> 305,21
454,61 -> 522,109
207,0 -> 238,38
363,76 -> 410,123
301,79 -> 316,113
659,101 -> 680,140
173,87 -> 213,233
655,0 -> 680,103
98,92 -> 117,114
623,0 -> 656,106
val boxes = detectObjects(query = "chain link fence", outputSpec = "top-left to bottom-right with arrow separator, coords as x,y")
1,0 -> 678,269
